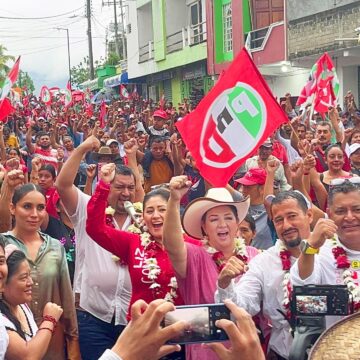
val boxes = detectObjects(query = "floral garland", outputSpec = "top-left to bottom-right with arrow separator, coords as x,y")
139,232 -> 178,303
106,205 -> 178,303
331,236 -> 360,311
279,242 -> 292,319
202,237 -> 248,272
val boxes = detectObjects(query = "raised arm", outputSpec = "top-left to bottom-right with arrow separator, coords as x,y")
55,135 -> 100,216
163,175 -> 192,278
0,123 -> 6,163
124,138 -> 145,203
5,303 -> 63,360
85,163 -> 134,261
25,123 -> 35,154
328,106 -> 344,145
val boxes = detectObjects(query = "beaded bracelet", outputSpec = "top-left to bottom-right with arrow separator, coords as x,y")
42,315 -> 58,327
38,327 -> 54,334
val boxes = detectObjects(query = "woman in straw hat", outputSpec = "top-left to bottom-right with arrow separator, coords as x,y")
163,175 -> 260,360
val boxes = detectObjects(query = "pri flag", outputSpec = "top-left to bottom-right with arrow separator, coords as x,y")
296,53 -> 339,114
0,57 -> 20,101
0,57 -> 20,122
120,84 -> 130,99
176,48 -> 288,187
64,80 -> 72,107
40,86 -> 51,105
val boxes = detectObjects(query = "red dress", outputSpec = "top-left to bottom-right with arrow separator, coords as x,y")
86,180 -> 184,318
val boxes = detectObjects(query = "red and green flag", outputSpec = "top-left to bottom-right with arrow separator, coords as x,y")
120,84 -> 130,99
40,85 -> 51,105
176,48 -> 288,187
296,52 -> 339,114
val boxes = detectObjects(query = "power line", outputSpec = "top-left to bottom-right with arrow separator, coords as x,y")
21,39 -> 87,56
0,6 -> 84,20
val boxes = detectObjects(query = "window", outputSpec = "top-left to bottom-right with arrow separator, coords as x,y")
190,1 -> 203,44
222,3 -> 232,53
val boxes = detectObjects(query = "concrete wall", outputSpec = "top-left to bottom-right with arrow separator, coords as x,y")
165,0 -> 187,36
265,71 -> 310,99
287,0 -> 358,21
340,65 -> 359,107
288,1 -> 360,59
137,3 -> 153,47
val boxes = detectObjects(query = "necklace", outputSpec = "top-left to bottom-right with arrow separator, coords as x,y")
279,242 -> 292,319
202,237 -> 248,272
331,236 -> 360,311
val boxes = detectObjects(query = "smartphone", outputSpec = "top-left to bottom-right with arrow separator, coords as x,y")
164,304 -> 230,345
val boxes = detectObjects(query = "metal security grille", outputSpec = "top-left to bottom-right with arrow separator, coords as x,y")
163,79 -> 172,103
223,3 -> 233,53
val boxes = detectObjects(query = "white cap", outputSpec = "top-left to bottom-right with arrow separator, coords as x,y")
106,139 -> 118,146
349,143 -> 360,156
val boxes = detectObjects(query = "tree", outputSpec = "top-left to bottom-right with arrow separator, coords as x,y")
71,56 -> 104,87
0,45 -> 15,85
15,70 -> 35,94
105,51 -> 120,66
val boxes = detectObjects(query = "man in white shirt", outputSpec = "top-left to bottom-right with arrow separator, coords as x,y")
291,180 -> 359,299
56,135 -> 142,360
216,191 -> 313,359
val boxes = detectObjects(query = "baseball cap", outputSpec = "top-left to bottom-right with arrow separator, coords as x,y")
153,109 -> 168,120
349,143 -> 360,156
106,139 -> 118,146
235,168 -> 267,186
260,138 -> 273,147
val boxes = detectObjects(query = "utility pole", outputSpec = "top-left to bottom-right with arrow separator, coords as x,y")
102,0 -> 126,60
86,0 -> 95,79
119,0 -> 126,60
55,28 -> 72,87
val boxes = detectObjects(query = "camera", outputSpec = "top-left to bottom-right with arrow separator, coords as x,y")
163,303 -> 230,345
291,285 -> 351,317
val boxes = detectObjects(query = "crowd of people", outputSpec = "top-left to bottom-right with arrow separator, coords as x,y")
0,89 -> 359,360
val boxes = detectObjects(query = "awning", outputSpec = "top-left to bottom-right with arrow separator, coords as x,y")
103,72 -> 128,87
79,78 -> 99,91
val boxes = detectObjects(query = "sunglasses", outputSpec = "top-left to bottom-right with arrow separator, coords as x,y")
330,178 -> 360,187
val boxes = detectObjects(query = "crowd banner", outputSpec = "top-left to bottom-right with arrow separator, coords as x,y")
176,47 -> 288,187
40,85 -> 51,105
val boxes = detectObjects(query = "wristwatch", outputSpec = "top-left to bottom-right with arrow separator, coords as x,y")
300,240 -> 319,255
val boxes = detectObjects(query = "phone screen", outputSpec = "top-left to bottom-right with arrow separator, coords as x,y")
164,304 -> 229,344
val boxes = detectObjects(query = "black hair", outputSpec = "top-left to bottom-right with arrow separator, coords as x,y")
325,143 -> 342,157
241,214 -> 256,232
270,190 -> 308,214
39,164 -> 56,179
12,183 -> 44,206
35,131 -> 49,139
316,121 -> 332,131
0,234 -> 5,252
0,249 -> 28,340
298,123 -> 306,131
328,181 -> 360,206
6,148 -> 20,156
143,188 -> 170,208
150,136 -> 167,147
114,164 -> 135,178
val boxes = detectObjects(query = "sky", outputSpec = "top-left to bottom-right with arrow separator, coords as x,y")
0,0 -> 118,93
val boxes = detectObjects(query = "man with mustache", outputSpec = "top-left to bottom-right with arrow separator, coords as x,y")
291,180 -> 360,301
216,191 -> 313,359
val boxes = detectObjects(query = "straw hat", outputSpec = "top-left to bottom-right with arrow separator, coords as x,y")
91,146 -> 116,161
309,311 -> 360,359
181,188 -> 250,239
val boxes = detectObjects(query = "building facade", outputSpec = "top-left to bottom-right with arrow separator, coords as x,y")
288,0 -> 360,106
126,0 -> 213,105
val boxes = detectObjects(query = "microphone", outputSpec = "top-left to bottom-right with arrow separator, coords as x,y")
124,201 -> 147,232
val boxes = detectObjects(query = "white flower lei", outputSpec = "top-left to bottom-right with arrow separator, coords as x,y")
202,236 -> 248,258
140,232 -> 178,303
331,236 -> 360,307
279,242 -> 292,313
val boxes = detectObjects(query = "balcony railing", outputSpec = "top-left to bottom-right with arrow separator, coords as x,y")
138,22 -> 207,61
246,21 -> 284,52
139,40 -> 154,63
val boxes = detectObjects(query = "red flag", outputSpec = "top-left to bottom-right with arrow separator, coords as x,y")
99,101 -> 106,127
120,84 -> 130,99
176,48 -> 288,187
0,57 -> 21,101
159,91 -> 165,110
85,102 -> 93,117
132,85 -> 139,100
0,98 -> 15,122
40,86 -> 51,105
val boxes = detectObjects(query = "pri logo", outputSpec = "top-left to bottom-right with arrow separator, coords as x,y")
200,82 -> 267,168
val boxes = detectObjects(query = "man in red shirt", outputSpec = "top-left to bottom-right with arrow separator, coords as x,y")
26,129 -> 59,170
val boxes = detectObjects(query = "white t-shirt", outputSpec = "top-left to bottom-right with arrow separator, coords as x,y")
0,313 -> 9,360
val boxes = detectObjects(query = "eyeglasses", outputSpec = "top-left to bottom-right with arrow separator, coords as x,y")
330,178 -> 360,187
